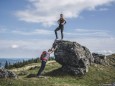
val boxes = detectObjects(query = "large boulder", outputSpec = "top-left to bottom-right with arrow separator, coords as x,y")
0,68 -> 17,79
53,40 -> 93,75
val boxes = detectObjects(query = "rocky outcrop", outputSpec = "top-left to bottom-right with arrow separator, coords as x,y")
92,53 -> 107,65
0,68 -> 17,79
106,54 -> 115,66
52,40 -> 94,75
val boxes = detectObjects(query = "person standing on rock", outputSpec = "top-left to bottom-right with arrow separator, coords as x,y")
37,48 -> 57,78
55,14 -> 66,40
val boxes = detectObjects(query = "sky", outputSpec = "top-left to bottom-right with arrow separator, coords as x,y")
0,0 -> 115,58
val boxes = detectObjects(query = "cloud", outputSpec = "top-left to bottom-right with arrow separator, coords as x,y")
98,8 -> 109,11
11,29 -> 53,35
0,48 -> 40,58
11,44 -> 19,49
2,27 -> 111,38
96,50 -> 114,55
1,26 -> 114,45
0,27 -> 113,40
0,27 -> 115,57
75,28 -> 106,32
0,29 -> 115,48
0,29 -> 6,33
0,39 -> 54,58
0,26 -> 7,33
67,37 -> 115,54
0,37 -> 115,58
0,39 -> 53,50
15,0 -> 115,26
64,28 -> 112,38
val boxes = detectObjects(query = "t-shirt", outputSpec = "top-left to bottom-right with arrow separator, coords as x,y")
42,52 -> 50,61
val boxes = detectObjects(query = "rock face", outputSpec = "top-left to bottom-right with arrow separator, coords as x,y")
92,53 -> 107,65
0,68 -> 17,79
53,40 -> 93,75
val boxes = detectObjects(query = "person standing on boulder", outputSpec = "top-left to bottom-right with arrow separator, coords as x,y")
55,14 -> 66,40
37,48 -> 57,78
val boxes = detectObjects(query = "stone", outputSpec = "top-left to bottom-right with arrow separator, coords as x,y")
52,40 -> 93,75
92,53 -> 107,65
106,54 -> 115,66
0,68 -> 17,79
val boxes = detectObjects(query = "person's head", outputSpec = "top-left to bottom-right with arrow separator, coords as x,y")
60,14 -> 63,18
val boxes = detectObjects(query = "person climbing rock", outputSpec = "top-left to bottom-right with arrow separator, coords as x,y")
55,14 -> 66,40
37,48 -> 57,78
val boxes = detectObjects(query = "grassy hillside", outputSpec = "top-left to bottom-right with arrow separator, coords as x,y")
0,58 -> 115,86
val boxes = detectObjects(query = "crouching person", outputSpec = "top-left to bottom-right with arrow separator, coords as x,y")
37,48 -> 56,77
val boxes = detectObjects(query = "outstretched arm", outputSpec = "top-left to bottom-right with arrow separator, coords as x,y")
49,46 -> 58,54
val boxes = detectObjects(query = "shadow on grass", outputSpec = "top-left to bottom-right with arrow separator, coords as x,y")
26,68 -> 84,78
44,68 -> 83,78
26,68 -> 70,78
44,68 -> 67,77
26,74 -> 37,78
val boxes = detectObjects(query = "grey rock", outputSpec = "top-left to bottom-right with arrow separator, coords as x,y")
53,40 -> 93,75
0,68 -> 17,79
92,53 -> 107,65
106,54 -> 115,66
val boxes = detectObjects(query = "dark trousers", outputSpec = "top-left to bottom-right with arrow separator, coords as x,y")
37,60 -> 46,76
55,25 -> 64,39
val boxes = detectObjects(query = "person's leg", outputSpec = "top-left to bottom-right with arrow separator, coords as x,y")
61,26 -> 64,39
55,27 -> 60,39
37,61 -> 46,76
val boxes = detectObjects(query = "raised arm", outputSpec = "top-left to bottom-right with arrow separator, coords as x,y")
49,45 -> 58,54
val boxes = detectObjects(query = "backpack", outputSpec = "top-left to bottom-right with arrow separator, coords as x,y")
40,51 -> 47,60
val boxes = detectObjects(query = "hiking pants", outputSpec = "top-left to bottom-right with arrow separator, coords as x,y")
55,25 -> 64,39
37,60 -> 46,76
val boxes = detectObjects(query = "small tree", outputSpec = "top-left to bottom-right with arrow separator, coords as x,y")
5,61 -> 8,69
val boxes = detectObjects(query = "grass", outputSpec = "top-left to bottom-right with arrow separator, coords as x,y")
0,60 -> 115,86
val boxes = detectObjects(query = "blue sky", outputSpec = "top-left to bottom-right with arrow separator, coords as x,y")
0,0 -> 115,58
